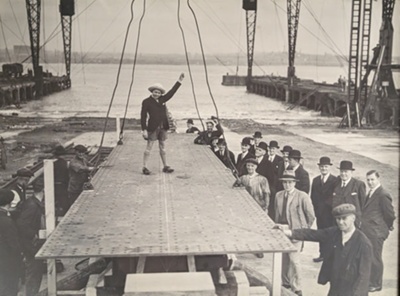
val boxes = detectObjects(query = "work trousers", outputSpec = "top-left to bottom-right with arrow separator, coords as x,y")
0,271 -> 20,296
282,240 -> 303,292
25,255 -> 43,296
367,235 -> 384,288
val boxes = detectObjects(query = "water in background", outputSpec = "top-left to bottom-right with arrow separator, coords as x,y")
13,64 -> 343,125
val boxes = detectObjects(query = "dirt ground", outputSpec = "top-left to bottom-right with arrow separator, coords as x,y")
0,115 -> 398,295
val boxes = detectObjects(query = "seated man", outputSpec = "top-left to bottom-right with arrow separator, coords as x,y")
194,118 -> 223,145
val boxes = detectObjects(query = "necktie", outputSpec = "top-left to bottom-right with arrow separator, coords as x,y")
281,192 -> 289,223
342,181 -> 346,187
367,190 -> 373,198
321,176 -> 325,184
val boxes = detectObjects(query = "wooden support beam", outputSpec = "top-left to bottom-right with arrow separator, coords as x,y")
272,253 -> 282,296
187,255 -> 196,272
136,256 -> 146,273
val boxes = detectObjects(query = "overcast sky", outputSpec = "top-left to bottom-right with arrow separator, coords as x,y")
1,0 -> 399,58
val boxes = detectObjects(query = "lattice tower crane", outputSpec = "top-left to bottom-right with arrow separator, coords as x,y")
242,0 -> 257,90
60,0 -> 74,88
287,0 -> 301,88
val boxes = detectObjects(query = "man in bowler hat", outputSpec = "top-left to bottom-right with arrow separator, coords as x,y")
249,131 -> 262,155
287,149 -> 310,194
310,156 -> 338,262
255,141 -> 276,199
276,145 -> 293,192
236,137 -> 255,176
141,73 -> 185,175
185,119 -> 200,134
332,160 -> 366,227
279,203 -> 372,296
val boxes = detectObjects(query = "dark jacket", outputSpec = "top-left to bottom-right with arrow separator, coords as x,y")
290,164 -> 310,194
215,149 -> 236,171
360,186 -> 395,240
68,156 -> 91,194
270,154 -> 283,176
311,174 -> 338,227
236,151 -> 255,176
292,227 -> 372,296
186,126 -> 200,133
0,209 -> 23,279
256,156 -> 277,195
15,196 -> 44,258
140,82 -> 181,132
332,177 -> 366,221
194,124 -> 223,145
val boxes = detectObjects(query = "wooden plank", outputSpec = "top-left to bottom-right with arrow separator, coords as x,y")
187,255 -> 196,272
37,133 -> 296,259
136,256 -> 146,273
272,253 -> 282,296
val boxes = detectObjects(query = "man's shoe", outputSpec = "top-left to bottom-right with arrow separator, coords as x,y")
255,253 -> 264,258
369,286 -> 382,292
313,256 -> 324,263
163,166 -> 174,173
294,290 -> 303,296
142,167 -> 151,175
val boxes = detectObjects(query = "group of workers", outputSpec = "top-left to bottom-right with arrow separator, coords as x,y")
186,122 -> 396,296
0,143 -> 94,296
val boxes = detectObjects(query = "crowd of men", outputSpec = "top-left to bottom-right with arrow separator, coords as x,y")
188,120 -> 396,296
0,144 -> 93,296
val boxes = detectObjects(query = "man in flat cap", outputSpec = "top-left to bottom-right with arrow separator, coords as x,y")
194,117 -> 223,145
287,149 -> 310,194
360,170 -> 395,292
68,144 -> 94,209
141,73 -> 185,175
274,170 -> 315,295
310,156 -> 338,262
332,160 -> 366,227
13,167 -> 34,205
278,203 -> 372,296
185,119 -> 200,134
0,189 -> 23,296
236,137 -> 255,176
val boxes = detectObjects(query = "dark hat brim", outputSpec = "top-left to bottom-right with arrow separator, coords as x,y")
318,162 -> 332,166
337,167 -> 355,171
279,176 -> 299,182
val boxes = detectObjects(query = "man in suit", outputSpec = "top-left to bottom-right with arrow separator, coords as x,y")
276,145 -> 293,192
310,156 -> 338,262
274,170 -> 315,296
360,170 -> 395,292
236,137 -> 255,176
288,150 -> 310,194
268,140 -> 283,176
332,160 -> 366,227
141,73 -> 185,175
279,203 -> 372,296
185,119 -> 200,134
255,141 -> 276,198
215,138 -> 236,172
249,131 -> 262,155
194,118 -> 223,145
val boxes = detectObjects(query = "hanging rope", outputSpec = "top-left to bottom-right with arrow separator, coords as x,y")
0,15 -> 11,62
119,0 -> 147,143
92,0 -> 136,171
177,0 -> 205,131
186,0 -> 239,179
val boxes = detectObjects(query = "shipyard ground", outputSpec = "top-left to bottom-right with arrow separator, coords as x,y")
0,115 -> 398,296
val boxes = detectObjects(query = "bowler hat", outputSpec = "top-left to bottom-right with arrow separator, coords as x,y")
148,83 -> 165,94
54,145 -> 66,156
318,156 -> 332,166
74,144 -> 87,153
16,168 -> 34,178
269,140 -> 279,149
338,160 -> 355,171
0,189 -> 15,206
217,138 -> 226,146
187,119 -> 194,124
245,158 -> 258,166
241,137 -> 252,146
288,149 -> 303,159
332,203 -> 356,217
257,141 -> 269,151
279,170 -> 298,182
253,131 -> 262,138
281,145 -> 293,153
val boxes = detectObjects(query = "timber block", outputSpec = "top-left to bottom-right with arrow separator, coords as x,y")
249,286 -> 270,296
225,271 -> 249,296
124,272 -> 216,295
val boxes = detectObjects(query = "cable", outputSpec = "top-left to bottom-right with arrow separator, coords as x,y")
76,0 -> 87,84
177,0 -> 205,131
119,0 -> 147,142
0,14 -> 11,62
93,0 -> 136,169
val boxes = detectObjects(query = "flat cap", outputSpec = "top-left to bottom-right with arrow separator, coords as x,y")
16,168 -> 34,177
332,203 -> 356,217
0,189 -> 15,206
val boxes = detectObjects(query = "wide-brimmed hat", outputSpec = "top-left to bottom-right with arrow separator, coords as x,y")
257,141 -> 268,151
253,131 -> 262,138
187,119 -> 194,124
318,156 -> 332,166
279,170 -> 298,182
148,83 -> 166,94
332,203 -> 356,217
74,144 -> 88,153
269,140 -> 279,149
281,145 -> 293,153
338,160 -> 355,171
245,158 -> 258,166
54,145 -> 66,156
288,149 -> 303,159
241,137 -> 252,146
0,189 -> 14,206
16,168 -> 34,178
